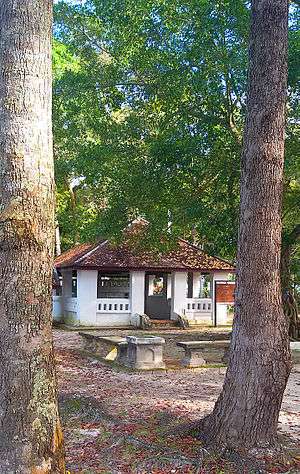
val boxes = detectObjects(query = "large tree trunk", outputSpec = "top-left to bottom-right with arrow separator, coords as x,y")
0,1 -> 65,472
201,0 -> 291,448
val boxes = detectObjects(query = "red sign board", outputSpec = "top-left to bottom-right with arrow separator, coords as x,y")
216,282 -> 235,304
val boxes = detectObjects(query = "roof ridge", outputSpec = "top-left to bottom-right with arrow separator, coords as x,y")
54,242 -> 93,265
74,239 -> 108,264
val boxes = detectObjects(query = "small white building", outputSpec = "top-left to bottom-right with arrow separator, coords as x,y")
53,224 -> 235,328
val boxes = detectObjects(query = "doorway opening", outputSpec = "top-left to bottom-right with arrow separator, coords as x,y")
144,273 -> 171,320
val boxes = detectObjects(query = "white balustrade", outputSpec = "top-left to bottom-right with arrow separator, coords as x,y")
97,298 -> 130,313
185,298 -> 212,313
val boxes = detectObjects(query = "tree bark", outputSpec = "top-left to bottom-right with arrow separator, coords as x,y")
0,1 -> 65,472
200,0 -> 291,448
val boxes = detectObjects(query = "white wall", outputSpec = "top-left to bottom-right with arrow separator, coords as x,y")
186,313 -> 213,325
129,271 -> 145,327
96,312 -> 131,327
171,272 -> 188,320
130,271 -> 145,315
53,295 -> 62,321
77,270 -> 98,325
215,304 -> 228,324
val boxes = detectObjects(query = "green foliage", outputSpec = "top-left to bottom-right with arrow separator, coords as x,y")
52,0 -> 299,274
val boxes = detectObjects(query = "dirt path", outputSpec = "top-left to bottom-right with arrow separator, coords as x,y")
54,330 -> 300,473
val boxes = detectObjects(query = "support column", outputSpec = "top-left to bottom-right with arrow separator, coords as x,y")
77,270 -> 98,325
61,269 -> 72,297
171,272 -> 188,320
192,272 -> 201,298
167,273 -> 172,299
130,271 -> 145,315
60,269 -> 73,322
212,272 -> 230,326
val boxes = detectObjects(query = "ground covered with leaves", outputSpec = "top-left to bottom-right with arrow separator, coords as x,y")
54,330 -> 300,474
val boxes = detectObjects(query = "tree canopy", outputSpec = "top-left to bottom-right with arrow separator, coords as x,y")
52,0 -> 299,284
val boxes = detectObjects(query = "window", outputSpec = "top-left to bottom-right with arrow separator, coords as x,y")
147,274 -> 168,296
187,272 -> 193,298
148,275 -> 164,296
200,274 -> 211,298
97,272 -> 130,299
72,270 -> 77,298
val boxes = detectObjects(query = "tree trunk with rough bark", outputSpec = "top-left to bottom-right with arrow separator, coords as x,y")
0,1 -> 65,472
200,0 -> 291,448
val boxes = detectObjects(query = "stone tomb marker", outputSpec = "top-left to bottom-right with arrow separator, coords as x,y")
177,340 -> 231,367
79,332 -> 125,360
116,341 -> 128,365
126,335 -> 166,370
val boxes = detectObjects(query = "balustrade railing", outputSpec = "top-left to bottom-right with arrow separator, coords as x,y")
185,298 -> 212,312
97,298 -> 130,313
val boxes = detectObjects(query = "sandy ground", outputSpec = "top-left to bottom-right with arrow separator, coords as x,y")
54,329 -> 300,473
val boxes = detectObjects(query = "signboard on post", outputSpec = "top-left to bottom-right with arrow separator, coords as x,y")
215,281 -> 235,304
213,280 -> 235,326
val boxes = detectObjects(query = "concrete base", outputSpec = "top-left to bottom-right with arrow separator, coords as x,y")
126,336 -> 166,370
116,341 -> 128,365
177,340 -> 230,367
181,349 -> 206,367
79,332 -> 125,360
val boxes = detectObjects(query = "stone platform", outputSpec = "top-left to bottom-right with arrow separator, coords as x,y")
125,335 -> 166,370
79,332 -> 125,360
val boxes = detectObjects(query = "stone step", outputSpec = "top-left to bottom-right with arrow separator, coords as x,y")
150,319 -> 179,329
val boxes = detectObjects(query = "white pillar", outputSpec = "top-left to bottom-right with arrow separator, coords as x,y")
167,273 -> 172,299
130,271 -> 145,315
60,269 -> 73,322
192,272 -> 201,298
61,269 -> 72,297
212,272 -> 230,326
171,272 -> 187,320
77,270 -> 98,325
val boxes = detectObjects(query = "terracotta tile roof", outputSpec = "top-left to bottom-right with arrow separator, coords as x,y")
54,242 -> 97,268
55,238 -> 234,272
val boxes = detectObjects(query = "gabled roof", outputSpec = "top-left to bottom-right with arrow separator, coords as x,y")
55,237 -> 234,273
54,242 -> 97,268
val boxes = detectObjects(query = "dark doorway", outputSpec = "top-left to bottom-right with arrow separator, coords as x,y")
145,273 -> 171,320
